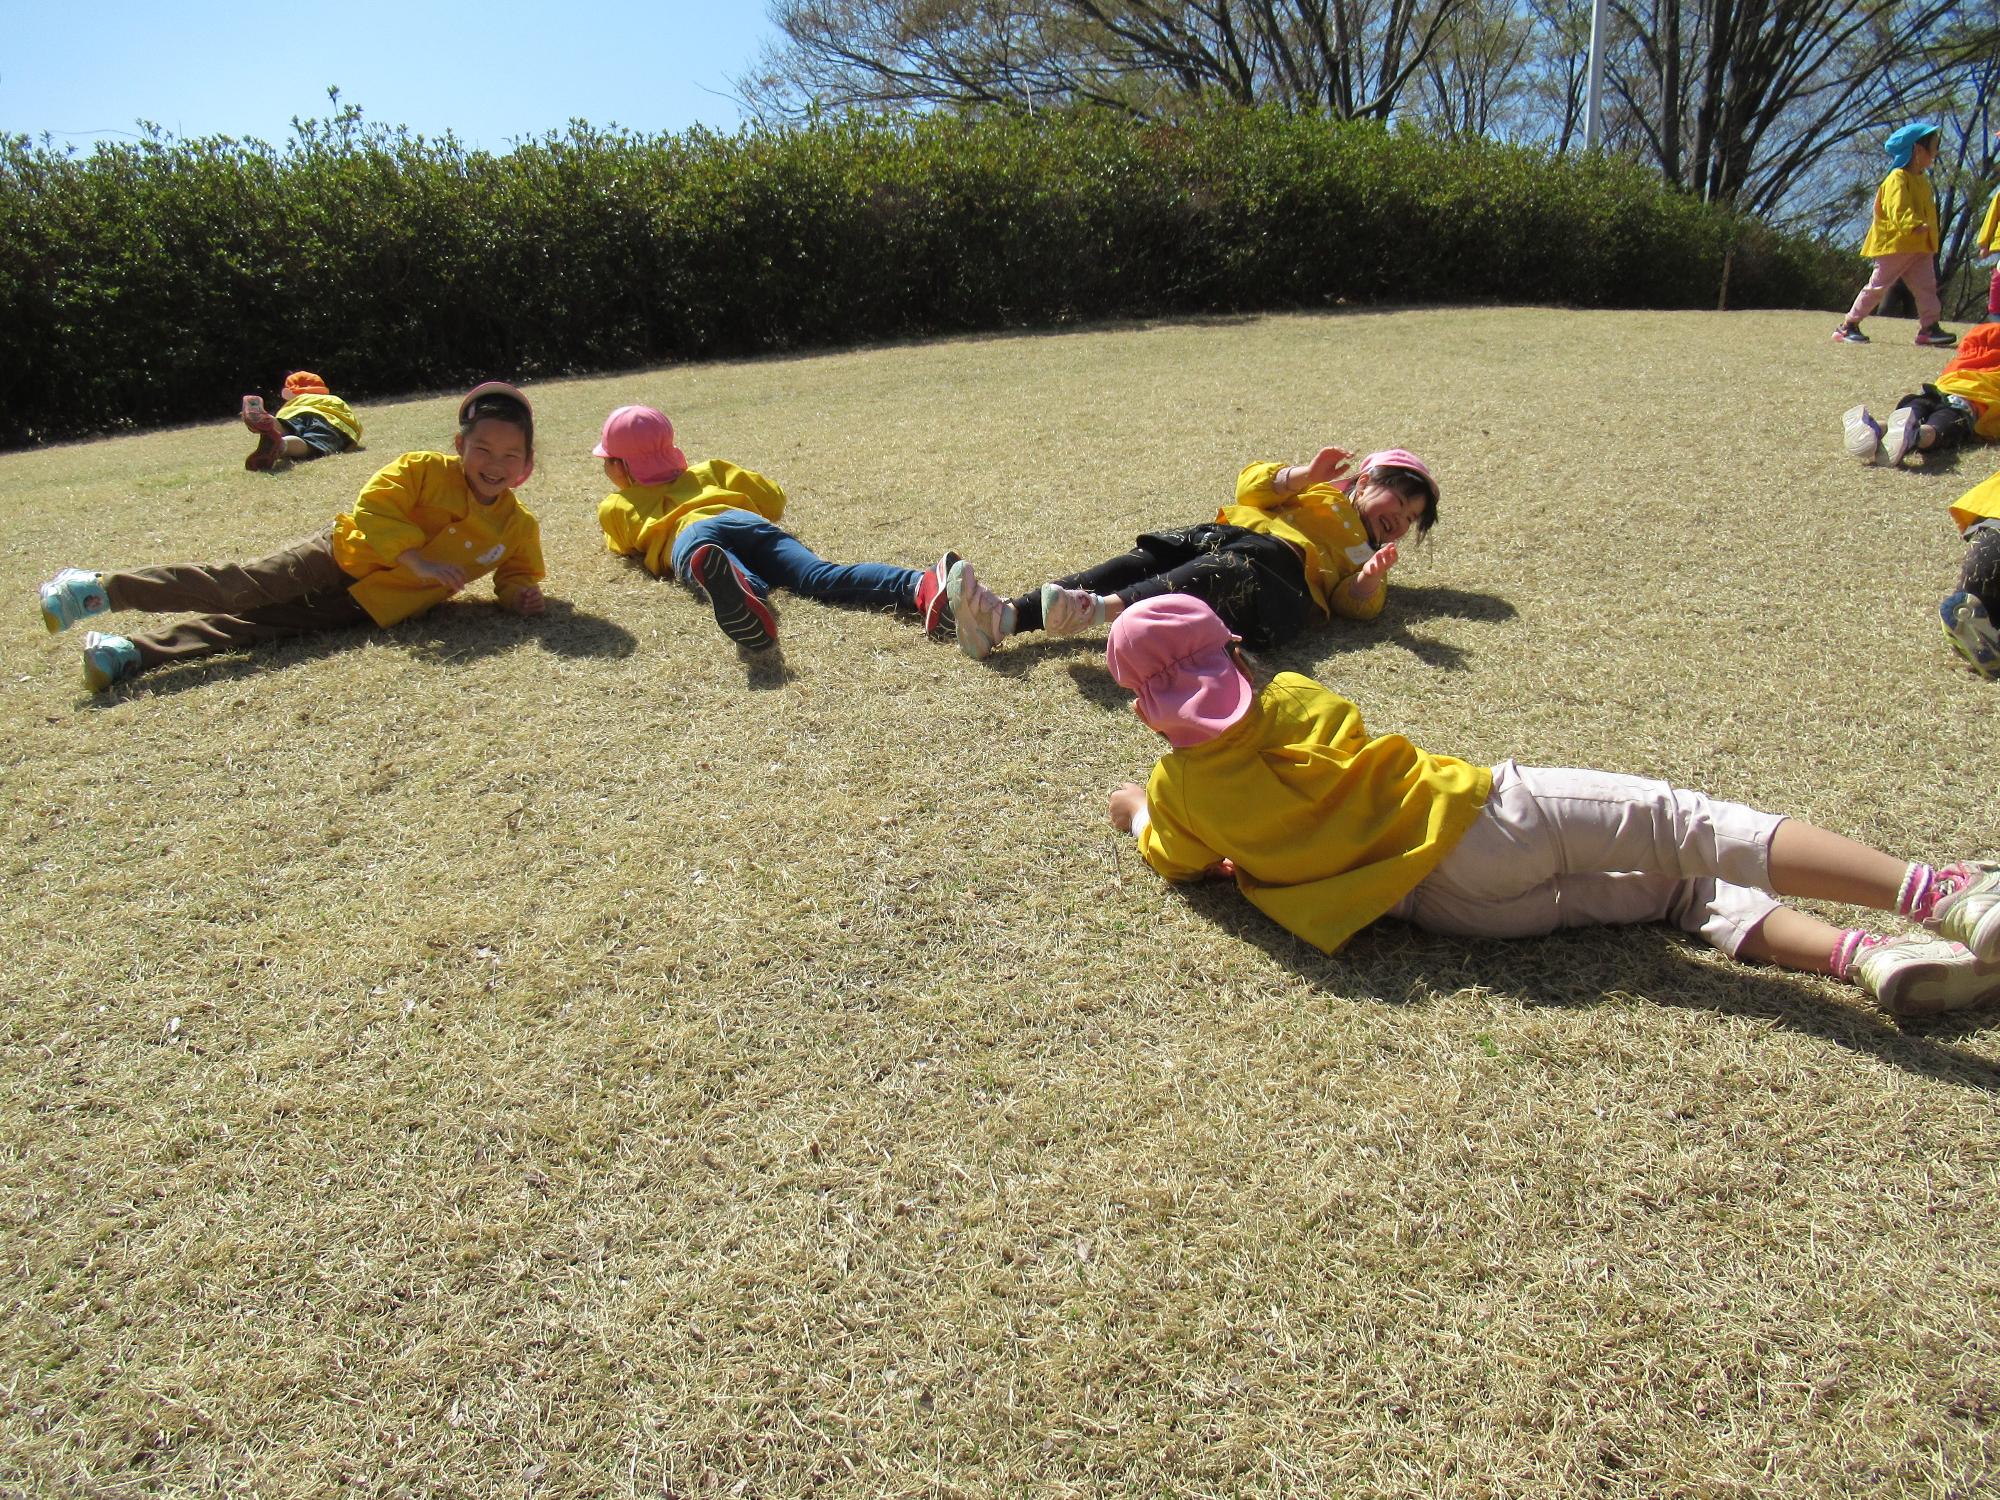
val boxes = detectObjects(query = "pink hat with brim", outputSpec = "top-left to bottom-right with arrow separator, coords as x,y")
594,404 -> 688,486
1105,595 -> 1255,749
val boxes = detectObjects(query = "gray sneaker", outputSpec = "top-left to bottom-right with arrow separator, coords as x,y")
1853,933 -> 2000,1018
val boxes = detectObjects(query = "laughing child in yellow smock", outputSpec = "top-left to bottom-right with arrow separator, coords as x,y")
38,382 -> 545,691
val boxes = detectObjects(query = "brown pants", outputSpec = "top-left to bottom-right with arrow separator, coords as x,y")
106,524 -> 371,669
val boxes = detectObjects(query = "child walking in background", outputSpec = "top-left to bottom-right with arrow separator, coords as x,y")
947,445 -> 1435,661
240,370 -> 363,472
1102,595 -> 2000,1020
592,404 -> 958,653
1939,466 -> 2000,678
1833,123 -> 1956,348
39,382 -> 544,691
1841,321 -> 2000,465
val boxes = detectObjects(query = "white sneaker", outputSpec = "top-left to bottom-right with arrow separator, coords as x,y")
1853,933 -> 2000,1018
1880,407 -> 1921,467
1040,583 -> 1105,637
947,560 -> 1012,660
1841,405 -> 1884,465
1928,864 -> 2000,963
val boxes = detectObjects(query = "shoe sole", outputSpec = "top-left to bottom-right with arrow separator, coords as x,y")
1941,593 -> 2000,679
1840,406 -> 1882,464
920,551 -> 960,638
1873,955 -> 2000,1018
690,545 -> 776,651
1880,411 -> 1919,467
947,560 -> 997,659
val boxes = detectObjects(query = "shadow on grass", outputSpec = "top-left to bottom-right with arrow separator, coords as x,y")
1168,878 -> 2000,1092
96,597 -> 639,701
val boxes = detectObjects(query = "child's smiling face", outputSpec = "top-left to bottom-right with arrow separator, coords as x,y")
456,417 -> 531,502
1354,478 -> 1428,547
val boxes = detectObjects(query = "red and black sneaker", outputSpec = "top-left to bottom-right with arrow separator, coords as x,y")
687,543 -> 777,651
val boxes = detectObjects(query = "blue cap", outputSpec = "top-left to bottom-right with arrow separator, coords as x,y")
1885,122 -> 1941,169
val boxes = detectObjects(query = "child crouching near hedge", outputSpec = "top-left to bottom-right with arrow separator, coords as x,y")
1103,595 -> 2000,1020
593,404 -> 959,653
39,382 -> 544,691
948,445 -> 1434,660
240,370 -> 363,472
1843,322 -> 2000,466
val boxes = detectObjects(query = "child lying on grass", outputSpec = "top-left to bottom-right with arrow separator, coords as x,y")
40,382 -> 544,690
1104,595 -> 2000,1020
593,403 -> 960,653
948,445 -> 1435,659
239,370 -> 363,472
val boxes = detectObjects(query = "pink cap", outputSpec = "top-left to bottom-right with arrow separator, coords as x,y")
1105,595 -> 1255,749
593,405 -> 688,486
1342,448 -> 1438,508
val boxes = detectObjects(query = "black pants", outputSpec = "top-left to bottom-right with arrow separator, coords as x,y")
1897,386 -> 1977,453
1009,523 -> 1317,650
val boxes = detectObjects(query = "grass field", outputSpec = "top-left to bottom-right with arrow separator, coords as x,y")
4,306 -> 1998,1498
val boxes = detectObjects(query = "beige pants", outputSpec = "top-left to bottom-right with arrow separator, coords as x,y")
1388,761 -> 1783,956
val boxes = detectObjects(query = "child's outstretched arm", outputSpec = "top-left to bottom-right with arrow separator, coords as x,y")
1272,446 -> 1356,495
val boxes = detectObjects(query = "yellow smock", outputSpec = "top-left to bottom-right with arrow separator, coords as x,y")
1216,462 -> 1386,620
1950,469 -> 2000,535
1139,673 -> 1492,954
1860,168 -> 1940,257
598,459 -> 787,576
331,451 -> 545,627
276,392 -> 362,445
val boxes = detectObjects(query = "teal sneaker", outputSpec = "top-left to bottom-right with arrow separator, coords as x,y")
39,568 -> 109,633
1928,864 -> 2000,964
81,631 -> 140,692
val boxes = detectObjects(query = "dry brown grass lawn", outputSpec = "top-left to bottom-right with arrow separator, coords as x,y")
4,307 -> 1999,1498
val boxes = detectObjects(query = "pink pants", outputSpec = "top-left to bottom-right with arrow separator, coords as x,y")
1388,762 -> 1783,956
1847,252 -> 1941,327
1990,263 -> 2000,317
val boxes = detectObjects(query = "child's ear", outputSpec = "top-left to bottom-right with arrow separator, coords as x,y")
453,430 -> 466,458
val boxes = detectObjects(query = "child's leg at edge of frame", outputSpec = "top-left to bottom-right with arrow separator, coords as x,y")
1962,521 -> 2000,610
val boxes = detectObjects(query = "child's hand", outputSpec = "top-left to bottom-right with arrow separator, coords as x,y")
1206,858 -> 1238,880
507,585 -> 545,617
400,551 -> 468,591
1348,541 -> 1398,600
1300,445 -> 1356,487
1108,783 -> 1147,832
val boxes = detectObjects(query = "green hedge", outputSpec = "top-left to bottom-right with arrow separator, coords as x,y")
0,106 -> 1853,447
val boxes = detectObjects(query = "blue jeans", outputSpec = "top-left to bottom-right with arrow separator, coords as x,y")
670,512 -> 918,610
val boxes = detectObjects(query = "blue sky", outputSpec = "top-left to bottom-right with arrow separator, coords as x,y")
0,1 -> 781,151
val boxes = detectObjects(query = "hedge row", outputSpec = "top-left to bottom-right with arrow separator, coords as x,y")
0,106 -> 1854,447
